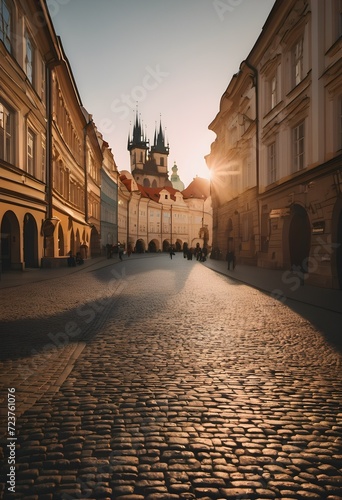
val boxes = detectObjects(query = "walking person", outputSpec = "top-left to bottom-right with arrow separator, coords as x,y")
118,244 -> 124,261
169,246 -> 175,259
227,250 -> 235,270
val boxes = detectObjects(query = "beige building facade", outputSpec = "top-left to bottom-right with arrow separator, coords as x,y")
0,0 -> 109,270
118,172 -> 212,254
0,0 -> 58,270
206,0 -> 342,289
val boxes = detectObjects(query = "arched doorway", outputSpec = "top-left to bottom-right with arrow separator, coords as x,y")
1,211 -> 21,271
58,224 -> 64,256
337,210 -> 342,289
163,239 -> 170,252
76,229 -> 81,251
24,213 -> 38,268
136,239 -> 145,253
175,239 -> 182,252
148,240 -> 158,252
90,226 -> 101,257
70,229 -> 75,255
289,205 -> 311,272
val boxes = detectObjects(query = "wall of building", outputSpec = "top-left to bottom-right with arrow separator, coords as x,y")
206,0 -> 342,289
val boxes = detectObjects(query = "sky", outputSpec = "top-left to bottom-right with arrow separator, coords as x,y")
48,0 -> 275,188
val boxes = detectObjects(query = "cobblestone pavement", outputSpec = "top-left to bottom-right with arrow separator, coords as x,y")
1,255 -> 342,499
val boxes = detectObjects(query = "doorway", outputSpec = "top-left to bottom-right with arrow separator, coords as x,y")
337,210 -> 342,289
24,213 -> 39,268
289,205 -> 311,272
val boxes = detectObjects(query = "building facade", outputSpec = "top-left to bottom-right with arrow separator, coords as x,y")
46,39 -> 92,263
99,134 -> 119,251
206,0 -> 342,289
0,0 -> 59,271
117,172 -> 212,254
0,0 -> 117,270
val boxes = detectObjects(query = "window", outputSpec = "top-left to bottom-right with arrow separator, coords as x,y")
0,100 -> 14,163
41,141 -> 46,182
293,37 -> 304,86
0,0 -> 11,52
40,58 -> 46,102
25,32 -> 34,84
268,142 -> 276,184
292,122 -> 305,172
27,128 -> 35,175
160,157 -> 164,166
270,74 -> 277,109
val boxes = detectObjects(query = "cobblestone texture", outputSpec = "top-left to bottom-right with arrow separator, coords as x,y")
1,255 -> 342,499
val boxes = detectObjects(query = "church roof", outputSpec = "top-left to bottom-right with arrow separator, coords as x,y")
140,185 -> 180,202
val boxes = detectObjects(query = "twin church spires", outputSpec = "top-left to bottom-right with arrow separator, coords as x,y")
127,111 -> 171,188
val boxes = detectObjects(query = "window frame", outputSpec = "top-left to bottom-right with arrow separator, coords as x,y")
293,37 -> 304,87
267,141 -> 277,184
292,121 -> 305,172
0,0 -> 11,52
25,30 -> 34,85
270,73 -> 278,109
0,98 -> 15,164
27,127 -> 36,176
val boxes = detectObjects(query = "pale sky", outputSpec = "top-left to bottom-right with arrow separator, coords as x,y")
49,0 -> 275,187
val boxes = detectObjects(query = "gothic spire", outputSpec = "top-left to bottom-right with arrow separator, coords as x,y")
127,108 -> 148,151
151,116 -> 169,155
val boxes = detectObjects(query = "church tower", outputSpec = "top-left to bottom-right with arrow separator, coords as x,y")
127,111 -> 149,180
150,119 -> 169,178
128,113 -> 171,188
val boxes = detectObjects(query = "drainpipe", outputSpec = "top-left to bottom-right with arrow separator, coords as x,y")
44,61 -> 61,259
83,121 -> 93,224
46,63 -> 53,221
242,59 -> 260,255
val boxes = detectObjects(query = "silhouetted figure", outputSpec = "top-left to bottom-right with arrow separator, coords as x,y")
227,250 -> 235,270
118,245 -> 124,261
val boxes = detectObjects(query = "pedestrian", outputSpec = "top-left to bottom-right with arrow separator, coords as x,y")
118,244 -> 124,261
227,250 -> 235,270
169,246 -> 175,259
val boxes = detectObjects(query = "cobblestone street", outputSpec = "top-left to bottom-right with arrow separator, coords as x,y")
1,255 -> 342,499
